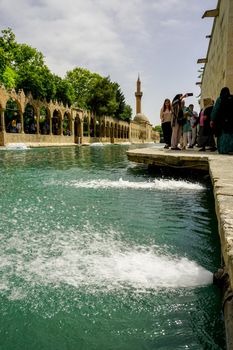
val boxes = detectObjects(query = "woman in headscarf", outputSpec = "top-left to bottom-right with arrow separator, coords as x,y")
211,87 -> 233,154
198,98 -> 216,151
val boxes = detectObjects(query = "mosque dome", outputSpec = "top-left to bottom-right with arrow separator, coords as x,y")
134,113 -> 150,124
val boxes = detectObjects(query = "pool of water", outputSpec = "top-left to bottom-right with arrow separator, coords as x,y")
0,144 -> 225,349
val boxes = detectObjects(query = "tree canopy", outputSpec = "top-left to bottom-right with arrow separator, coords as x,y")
65,68 -> 132,120
0,28 -> 132,120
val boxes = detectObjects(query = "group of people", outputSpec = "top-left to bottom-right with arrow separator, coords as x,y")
160,87 -> 233,154
7,119 -> 21,133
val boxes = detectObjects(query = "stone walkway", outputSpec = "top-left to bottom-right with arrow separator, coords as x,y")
127,146 -> 233,289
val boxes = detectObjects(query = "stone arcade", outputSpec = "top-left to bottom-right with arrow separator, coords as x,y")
0,78 -> 159,146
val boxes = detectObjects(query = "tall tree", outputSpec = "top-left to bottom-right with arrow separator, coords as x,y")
65,67 -> 101,109
119,104 -> 132,121
53,75 -> 75,106
87,76 -> 118,116
0,27 -> 17,63
0,28 -> 18,88
1,66 -> 17,89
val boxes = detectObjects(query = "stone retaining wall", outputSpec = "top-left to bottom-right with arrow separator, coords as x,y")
200,0 -> 233,105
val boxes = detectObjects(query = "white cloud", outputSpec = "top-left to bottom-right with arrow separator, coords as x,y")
0,0 -> 218,124
152,0 -> 186,13
159,18 -> 183,27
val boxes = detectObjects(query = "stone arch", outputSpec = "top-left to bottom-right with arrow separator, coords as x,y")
110,122 -> 114,138
24,103 -> 36,134
5,98 -> 21,133
90,115 -> 95,137
95,118 -> 100,137
100,120 -> 105,138
63,111 -> 72,136
114,123 -> 118,138
74,113 -> 82,137
118,124 -> 120,138
106,121 -> 110,137
83,115 -> 89,136
39,106 -> 50,135
120,125 -> 123,139
52,109 -> 62,135
124,126 -> 128,138
122,126 -> 125,138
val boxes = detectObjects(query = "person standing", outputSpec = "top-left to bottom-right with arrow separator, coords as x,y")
211,87 -> 233,154
188,104 -> 198,148
182,103 -> 192,150
198,98 -> 216,151
160,99 -> 172,149
171,94 -> 184,150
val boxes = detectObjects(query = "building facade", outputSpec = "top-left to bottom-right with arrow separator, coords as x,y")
199,0 -> 233,106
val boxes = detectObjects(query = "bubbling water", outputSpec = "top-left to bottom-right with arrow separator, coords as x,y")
47,178 -> 205,191
0,225 -> 212,301
5,143 -> 28,150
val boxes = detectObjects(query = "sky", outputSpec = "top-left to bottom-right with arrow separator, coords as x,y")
0,0 -> 218,125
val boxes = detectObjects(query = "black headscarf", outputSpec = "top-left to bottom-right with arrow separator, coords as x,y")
172,94 -> 182,105
172,94 -> 182,120
220,87 -> 230,98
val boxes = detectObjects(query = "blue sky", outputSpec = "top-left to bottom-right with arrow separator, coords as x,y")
0,0 -> 217,125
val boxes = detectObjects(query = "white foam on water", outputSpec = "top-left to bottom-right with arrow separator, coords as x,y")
5,143 -> 28,150
28,250 -> 212,291
0,282 -> 9,292
26,247 -> 212,291
59,178 -> 205,191
90,142 -> 104,147
1,226 -> 212,299
8,287 -> 27,301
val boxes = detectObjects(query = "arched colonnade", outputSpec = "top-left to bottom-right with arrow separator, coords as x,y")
0,87 -> 73,137
74,114 -> 129,141
0,86 -> 153,145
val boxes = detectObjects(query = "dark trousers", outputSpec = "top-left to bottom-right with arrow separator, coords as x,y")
162,121 -> 172,146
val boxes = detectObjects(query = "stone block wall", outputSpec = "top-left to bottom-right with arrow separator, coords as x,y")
200,0 -> 233,105
4,132 -> 75,145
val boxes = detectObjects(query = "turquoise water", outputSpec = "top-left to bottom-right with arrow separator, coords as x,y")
0,144 -> 225,349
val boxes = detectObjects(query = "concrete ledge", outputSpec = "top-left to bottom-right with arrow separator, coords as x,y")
127,148 -> 209,171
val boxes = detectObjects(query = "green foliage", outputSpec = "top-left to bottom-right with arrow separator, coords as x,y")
87,75 -> 132,120
153,125 -> 162,133
14,43 -> 44,67
87,76 -> 116,116
119,104 -> 132,121
66,67 -> 132,120
0,27 -> 17,64
0,28 -> 17,87
16,64 -> 46,99
0,28 -> 132,120
66,67 -> 102,109
0,47 -> 7,74
53,75 -> 75,106
1,66 -> 17,89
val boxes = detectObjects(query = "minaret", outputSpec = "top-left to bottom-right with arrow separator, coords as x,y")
135,75 -> 143,114
133,75 -> 149,124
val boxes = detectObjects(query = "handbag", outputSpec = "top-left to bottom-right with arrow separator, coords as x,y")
177,109 -> 185,126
